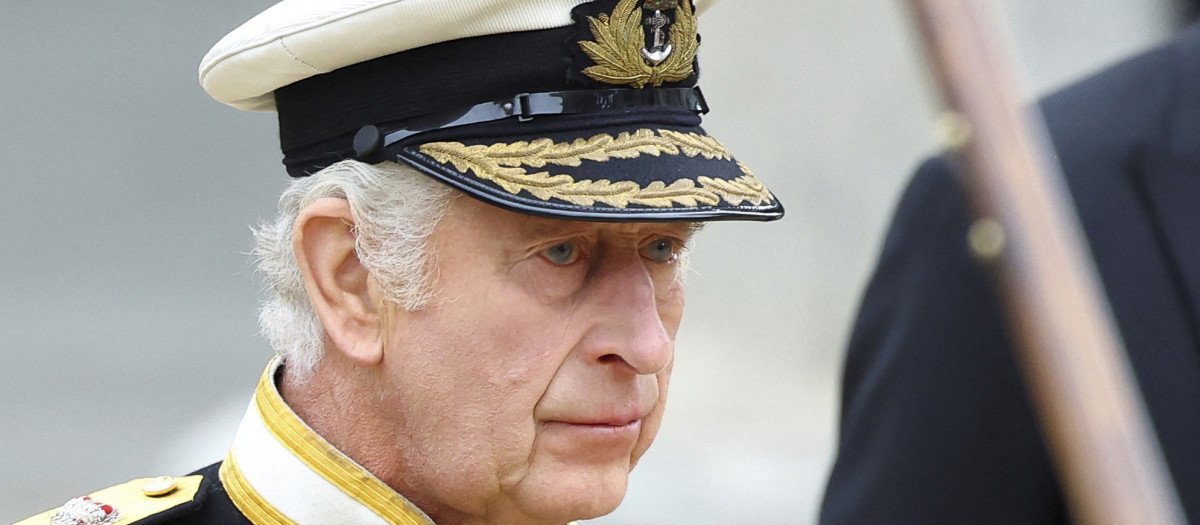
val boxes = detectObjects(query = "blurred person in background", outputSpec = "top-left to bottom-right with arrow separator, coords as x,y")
15,1 -> 782,524
820,14 -> 1200,525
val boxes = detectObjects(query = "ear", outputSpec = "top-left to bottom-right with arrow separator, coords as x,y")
293,197 -> 384,367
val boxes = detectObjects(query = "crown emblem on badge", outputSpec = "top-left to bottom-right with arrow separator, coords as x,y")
579,0 -> 699,88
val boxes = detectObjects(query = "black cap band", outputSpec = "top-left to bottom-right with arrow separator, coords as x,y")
273,5 -> 705,178
349,86 -> 708,163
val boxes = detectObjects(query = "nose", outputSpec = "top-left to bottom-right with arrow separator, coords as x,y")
581,250 -> 678,375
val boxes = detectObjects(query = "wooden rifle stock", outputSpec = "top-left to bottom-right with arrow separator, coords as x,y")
902,2 -> 1186,524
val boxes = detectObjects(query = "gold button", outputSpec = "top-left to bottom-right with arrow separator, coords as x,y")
141,476 -> 178,497
968,217 -> 1007,262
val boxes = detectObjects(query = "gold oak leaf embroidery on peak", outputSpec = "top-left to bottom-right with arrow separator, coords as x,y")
467,130 -> 677,169
657,129 -> 730,159
418,130 -> 774,209
578,0 -> 699,88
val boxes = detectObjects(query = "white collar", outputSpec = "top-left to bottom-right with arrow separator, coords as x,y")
220,357 -> 436,525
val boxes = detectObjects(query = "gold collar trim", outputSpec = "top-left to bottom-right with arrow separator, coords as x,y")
221,358 -> 434,525
221,453 -> 297,525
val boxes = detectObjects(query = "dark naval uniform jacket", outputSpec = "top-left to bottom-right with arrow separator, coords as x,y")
820,23 -> 1200,524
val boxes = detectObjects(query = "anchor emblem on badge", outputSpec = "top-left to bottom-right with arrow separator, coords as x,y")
641,0 -> 678,65
578,0 -> 697,88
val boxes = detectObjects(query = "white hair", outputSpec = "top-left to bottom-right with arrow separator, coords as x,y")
253,160 -> 456,380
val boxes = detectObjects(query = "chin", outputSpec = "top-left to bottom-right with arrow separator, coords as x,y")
512,463 -> 632,523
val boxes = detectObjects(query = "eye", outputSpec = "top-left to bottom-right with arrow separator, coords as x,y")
640,238 -> 678,263
541,240 -> 582,266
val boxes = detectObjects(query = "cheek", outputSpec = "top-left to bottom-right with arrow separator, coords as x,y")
656,280 -> 687,333
393,283 -> 563,410
438,285 -> 577,420
460,301 -> 585,487
475,293 -> 576,381
381,305 -> 576,507
630,363 -> 674,467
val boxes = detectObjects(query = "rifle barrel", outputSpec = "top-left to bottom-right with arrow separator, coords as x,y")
903,2 -> 1186,524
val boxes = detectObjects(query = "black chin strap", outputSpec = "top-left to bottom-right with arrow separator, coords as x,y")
351,86 -> 708,160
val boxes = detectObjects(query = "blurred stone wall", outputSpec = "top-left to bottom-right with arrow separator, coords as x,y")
0,1 -> 1176,523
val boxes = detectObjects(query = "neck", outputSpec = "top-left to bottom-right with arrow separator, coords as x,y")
277,356 -> 571,525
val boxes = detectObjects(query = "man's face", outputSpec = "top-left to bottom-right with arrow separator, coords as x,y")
375,196 -> 692,524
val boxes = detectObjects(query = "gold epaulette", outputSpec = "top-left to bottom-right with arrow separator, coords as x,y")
15,475 -> 202,525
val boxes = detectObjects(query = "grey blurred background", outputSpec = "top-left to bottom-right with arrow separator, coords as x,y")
0,1 -> 1188,523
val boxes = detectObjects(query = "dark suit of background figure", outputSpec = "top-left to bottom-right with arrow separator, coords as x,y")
820,22 -> 1200,525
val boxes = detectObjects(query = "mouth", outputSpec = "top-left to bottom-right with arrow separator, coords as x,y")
561,413 -> 643,426
549,404 -> 651,427
560,418 -> 641,430
536,405 -> 656,460
542,418 -> 644,444
543,408 -> 649,435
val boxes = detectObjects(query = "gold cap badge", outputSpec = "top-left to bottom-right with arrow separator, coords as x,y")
579,0 -> 698,88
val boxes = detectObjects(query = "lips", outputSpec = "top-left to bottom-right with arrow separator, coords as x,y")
539,404 -> 653,445
572,420 -> 638,429
536,403 -> 656,461
535,380 -> 660,442
557,413 -> 643,427
545,404 -> 651,427
541,417 -> 644,448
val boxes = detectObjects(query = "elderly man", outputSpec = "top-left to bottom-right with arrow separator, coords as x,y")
17,1 -> 781,524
